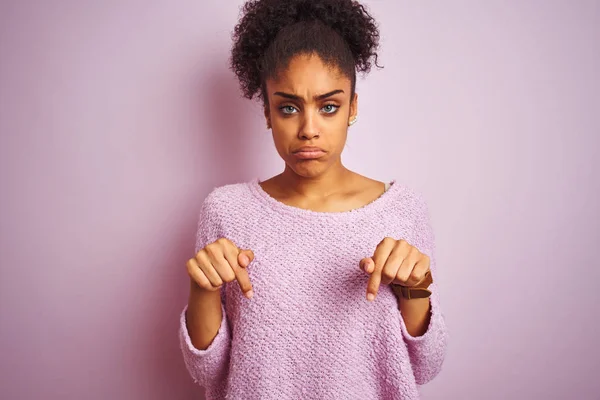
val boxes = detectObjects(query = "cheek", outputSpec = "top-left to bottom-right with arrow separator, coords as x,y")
271,114 -> 301,134
270,128 -> 293,154
327,120 -> 349,146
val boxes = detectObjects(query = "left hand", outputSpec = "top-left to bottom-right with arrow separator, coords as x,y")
360,237 -> 431,301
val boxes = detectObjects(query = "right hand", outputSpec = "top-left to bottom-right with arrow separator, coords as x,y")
186,238 -> 255,299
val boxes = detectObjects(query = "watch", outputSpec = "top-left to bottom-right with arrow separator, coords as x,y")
390,270 -> 433,299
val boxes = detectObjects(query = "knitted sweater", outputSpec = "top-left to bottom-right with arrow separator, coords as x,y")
179,179 -> 448,399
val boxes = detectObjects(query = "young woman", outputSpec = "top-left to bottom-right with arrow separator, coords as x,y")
179,1 -> 448,398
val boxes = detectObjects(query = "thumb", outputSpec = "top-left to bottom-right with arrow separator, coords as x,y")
238,249 -> 255,268
360,257 -> 374,274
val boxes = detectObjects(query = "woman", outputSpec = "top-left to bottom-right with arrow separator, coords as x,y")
179,1 -> 448,399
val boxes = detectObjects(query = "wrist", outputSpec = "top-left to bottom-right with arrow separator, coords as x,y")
390,270 -> 433,300
189,278 -> 221,294
189,281 -> 222,307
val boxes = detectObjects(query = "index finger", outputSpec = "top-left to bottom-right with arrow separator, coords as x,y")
223,248 -> 254,298
367,266 -> 381,302
367,240 -> 395,301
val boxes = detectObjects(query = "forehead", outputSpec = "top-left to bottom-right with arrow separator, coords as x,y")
267,53 -> 351,96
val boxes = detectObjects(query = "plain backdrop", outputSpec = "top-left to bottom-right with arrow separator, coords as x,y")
1,1 -> 599,399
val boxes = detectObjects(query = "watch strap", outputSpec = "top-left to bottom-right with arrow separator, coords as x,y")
391,270 -> 433,299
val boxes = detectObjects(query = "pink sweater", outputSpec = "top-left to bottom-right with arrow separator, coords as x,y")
179,179 -> 448,399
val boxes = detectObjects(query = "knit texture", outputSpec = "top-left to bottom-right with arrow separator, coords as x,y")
179,178 -> 448,399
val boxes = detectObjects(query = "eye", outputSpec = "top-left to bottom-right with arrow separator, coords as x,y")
279,105 -> 298,114
321,104 -> 339,114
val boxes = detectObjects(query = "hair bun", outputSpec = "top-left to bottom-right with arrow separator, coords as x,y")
231,0 -> 381,102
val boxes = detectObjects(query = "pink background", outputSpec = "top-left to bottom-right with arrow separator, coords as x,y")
1,1 -> 599,399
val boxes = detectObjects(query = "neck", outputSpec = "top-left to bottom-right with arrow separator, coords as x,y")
278,162 -> 353,198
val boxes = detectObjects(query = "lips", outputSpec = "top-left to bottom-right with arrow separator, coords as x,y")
292,146 -> 326,153
292,146 -> 326,160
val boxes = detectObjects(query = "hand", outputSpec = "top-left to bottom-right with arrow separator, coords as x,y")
186,238 -> 255,299
360,237 -> 430,301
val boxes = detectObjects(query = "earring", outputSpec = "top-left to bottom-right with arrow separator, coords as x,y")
348,116 -> 358,126
267,121 -> 271,129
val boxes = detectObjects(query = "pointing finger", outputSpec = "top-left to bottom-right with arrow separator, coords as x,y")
367,239 -> 395,301
367,269 -> 381,302
360,257 -> 374,274
238,249 -> 255,268
224,248 -> 254,299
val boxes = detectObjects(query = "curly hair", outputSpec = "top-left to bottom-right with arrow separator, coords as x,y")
230,0 -> 381,105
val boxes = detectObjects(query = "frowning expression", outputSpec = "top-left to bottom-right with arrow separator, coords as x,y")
264,53 -> 358,178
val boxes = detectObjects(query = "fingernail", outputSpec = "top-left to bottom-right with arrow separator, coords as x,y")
367,293 -> 375,301
240,255 -> 249,266
245,290 -> 254,299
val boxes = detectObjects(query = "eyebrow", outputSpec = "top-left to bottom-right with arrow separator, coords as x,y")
273,89 -> 345,101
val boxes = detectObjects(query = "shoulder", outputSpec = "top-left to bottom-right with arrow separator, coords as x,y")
199,180 -> 255,217
388,181 -> 435,250
203,181 -> 252,204
388,180 -> 430,217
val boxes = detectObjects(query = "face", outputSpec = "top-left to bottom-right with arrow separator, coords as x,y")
264,53 -> 357,179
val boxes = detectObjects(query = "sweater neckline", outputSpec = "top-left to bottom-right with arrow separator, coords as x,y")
248,178 -> 398,220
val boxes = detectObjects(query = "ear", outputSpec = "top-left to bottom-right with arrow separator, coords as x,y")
264,104 -> 271,129
349,92 -> 358,121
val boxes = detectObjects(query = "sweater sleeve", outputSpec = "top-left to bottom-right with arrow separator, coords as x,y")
178,193 -> 232,389
179,301 -> 231,388
398,193 -> 448,385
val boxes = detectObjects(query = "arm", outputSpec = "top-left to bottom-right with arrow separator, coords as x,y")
179,287 -> 231,388
397,296 -> 431,337
185,282 -> 224,350
397,193 -> 448,385
179,194 -> 232,388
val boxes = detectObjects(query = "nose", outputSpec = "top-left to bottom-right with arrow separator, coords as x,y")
298,111 -> 320,140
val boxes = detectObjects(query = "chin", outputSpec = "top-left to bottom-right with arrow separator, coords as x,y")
288,162 -> 328,178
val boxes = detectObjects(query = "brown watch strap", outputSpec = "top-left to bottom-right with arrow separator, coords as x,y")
391,270 -> 433,299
